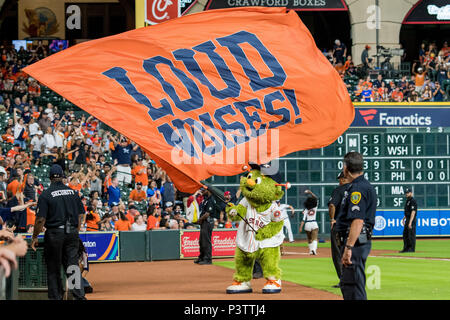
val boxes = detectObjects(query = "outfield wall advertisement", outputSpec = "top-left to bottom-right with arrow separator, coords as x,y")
373,210 -> 450,237
180,229 -> 237,258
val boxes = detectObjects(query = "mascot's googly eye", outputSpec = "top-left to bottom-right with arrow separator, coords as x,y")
247,173 -> 253,179
255,177 -> 262,184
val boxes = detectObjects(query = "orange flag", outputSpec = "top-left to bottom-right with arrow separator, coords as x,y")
24,7 -> 354,193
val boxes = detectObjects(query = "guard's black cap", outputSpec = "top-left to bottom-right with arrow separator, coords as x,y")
49,164 -> 64,179
248,162 -> 283,184
337,171 -> 345,180
405,188 -> 412,194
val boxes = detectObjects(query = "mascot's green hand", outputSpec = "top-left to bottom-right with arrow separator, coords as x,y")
255,221 -> 284,241
226,204 -> 246,222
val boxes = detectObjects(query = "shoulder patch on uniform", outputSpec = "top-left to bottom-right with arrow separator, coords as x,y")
274,210 -> 281,218
350,192 -> 362,204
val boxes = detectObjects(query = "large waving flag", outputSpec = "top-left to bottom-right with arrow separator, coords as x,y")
24,7 -> 354,193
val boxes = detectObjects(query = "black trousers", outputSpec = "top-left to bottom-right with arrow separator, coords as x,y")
330,225 -> 343,280
339,241 -> 371,300
402,220 -> 416,252
198,221 -> 213,262
44,229 -> 85,300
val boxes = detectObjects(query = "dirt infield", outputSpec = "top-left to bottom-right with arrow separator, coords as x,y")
87,244 -> 341,300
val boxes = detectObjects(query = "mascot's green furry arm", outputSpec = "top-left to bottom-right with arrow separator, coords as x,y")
225,166 -> 287,294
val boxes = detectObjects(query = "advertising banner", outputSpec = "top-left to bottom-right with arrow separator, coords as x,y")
352,104 -> 450,128
373,209 -> 450,237
206,0 -> 348,11
79,232 -> 120,262
180,229 -> 237,258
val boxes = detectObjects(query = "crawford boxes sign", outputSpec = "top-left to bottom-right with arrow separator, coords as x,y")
205,0 -> 348,11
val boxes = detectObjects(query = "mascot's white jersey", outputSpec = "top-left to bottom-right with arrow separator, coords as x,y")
236,198 -> 285,253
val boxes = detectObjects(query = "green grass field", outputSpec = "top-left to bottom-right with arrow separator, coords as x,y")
214,239 -> 450,300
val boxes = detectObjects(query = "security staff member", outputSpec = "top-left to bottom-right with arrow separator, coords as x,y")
400,188 -> 417,253
194,188 -> 219,265
335,152 -> 377,300
327,171 -> 349,287
30,164 -> 86,300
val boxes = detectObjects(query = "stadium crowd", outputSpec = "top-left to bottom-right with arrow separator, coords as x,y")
0,38 -> 448,235
0,41 -> 235,235
325,40 -> 450,102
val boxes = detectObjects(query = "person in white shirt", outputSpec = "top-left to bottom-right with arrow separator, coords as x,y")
276,200 -> 295,243
299,190 -> 319,255
30,130 -> 45,161
44,103 -> 55,121
131,215 -> 147,231
54,126 -> 65,148
43,126 -> 56,153
28,117 -> 40,137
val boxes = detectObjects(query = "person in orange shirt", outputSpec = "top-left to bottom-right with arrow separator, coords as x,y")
146,205 -> 161,230
114,212 -> 131,231
412,62 -> 427,92
125,204 -> 140,224
129,182 -> 147,202
85,207 -> 101,231
2,127 -> 15,144
6,144 -> 20,159
131,158 -> 148,188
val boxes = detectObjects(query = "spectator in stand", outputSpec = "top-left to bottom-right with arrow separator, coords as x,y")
360,84 -> 373,102
391,86 -> 404,102
30,130 -> 44,162
98,213 -> 114,231
332,39 -> 347,65
107,176 -> 121,207
125,204 -> 139,224
421,85 -> 433,102
372,74 -> 385,89
129,182 -> 146,202
147,180 -> 161,205
13,108 -> 27,149
131,214 -> 146,231
38,111 -> 52,133
131,158 -> 148,190
114,211 -> 131,231
146,204 -> 161,230
85,206 -> 101,231
412,62 -> 427,93
433,82 -> 445,102
361,45 -> 372,75
161,174 -> 175,207
110,134 -> 137,185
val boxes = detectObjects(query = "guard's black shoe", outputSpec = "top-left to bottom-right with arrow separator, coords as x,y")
332,284 -> 340,288
198,260 -> 212,265
194,259 -> 202,264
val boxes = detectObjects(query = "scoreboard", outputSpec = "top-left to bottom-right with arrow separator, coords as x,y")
210,103 -> 450,237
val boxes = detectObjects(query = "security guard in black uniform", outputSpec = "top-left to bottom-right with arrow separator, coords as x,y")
335,152 -> 377,300
194,188 -> 219,265
400,188 -> 417,253
31,164 -> 86,300
327,171 -> 349,287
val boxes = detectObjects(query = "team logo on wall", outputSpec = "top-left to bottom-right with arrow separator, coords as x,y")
145,0 -> 180,25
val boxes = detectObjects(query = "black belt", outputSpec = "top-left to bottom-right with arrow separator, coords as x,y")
305,220 -> 316,223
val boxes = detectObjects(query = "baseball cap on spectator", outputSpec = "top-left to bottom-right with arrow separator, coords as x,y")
129,204 -> 137,210
0,167 -> 6,176
37,130 -> 43,135
165,201 -> 173,208
136,182 -> 142,186
224,191 -> 231,196
365,45 -> 371,50
111,202 -> 119,207
49,164 -> 64,178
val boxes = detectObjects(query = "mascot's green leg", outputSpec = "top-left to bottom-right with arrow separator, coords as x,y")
258,247 -> 281,280
233,247 -> 257,282
258,247 -> 282,293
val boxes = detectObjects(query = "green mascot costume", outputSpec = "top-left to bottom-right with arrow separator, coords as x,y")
226,162 -> 289,294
